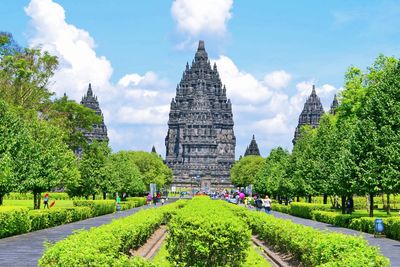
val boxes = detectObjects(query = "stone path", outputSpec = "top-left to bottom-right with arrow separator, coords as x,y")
270,210 -> 400,266
0,203 -> 168,267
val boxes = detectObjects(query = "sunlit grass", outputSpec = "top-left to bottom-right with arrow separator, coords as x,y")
3,199 -> 74,209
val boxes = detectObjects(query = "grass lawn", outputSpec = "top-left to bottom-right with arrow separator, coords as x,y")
151,241 -> 272,267
3,199 -> 74,209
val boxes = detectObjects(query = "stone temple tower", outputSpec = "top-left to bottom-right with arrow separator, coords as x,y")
165,41 -> 236,190
80,83 -> 109,143
244,135 -> 261,156
293,85 -> 324,144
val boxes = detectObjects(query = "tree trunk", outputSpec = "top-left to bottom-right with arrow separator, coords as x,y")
308,195 -> 312,203
38,193 -> 42,209
285,197 -> 288,205
33,192 -> 38,209
341,195 -> 346,214
296,196 -> 299,202
369,193 -> 374,217
85,195 -> 88,200
0,194 -> 3,206
381,193 -> 385,210
387,194 -> 391,215
92,194 -> 95,200
103,192 -> 107,200
323,194 -> 328,205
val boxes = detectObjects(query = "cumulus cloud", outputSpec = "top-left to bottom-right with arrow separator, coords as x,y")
171,0 -> 233,36
24,0 -> 173,155
264,70 -> 292,89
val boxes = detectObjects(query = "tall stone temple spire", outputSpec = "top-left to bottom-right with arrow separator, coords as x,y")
165,40 -> 236,189
293,85 -> 324,144
244,135 -> 260,156
329,94 -> 339,115
80,83 -> 109,143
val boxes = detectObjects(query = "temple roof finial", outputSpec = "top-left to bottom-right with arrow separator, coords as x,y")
87,83 -> 93,97
311,84 -> 316,95
198,40 -> 205,51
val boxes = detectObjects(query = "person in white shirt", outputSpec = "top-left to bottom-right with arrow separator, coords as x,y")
263,195 -> 272,214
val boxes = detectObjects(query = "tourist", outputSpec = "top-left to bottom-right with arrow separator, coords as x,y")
255,196 -> 263,211
147,193 -> 152,205
161,198 -> 165,205
264,195 -> 272,214
153,193 -> 158,205
116,194 -> 121,211
43,193 -> 49,209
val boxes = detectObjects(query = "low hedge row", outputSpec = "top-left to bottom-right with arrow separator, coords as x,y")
289,202 -> 332,219
0,207 -> 31,238
39,200 -> 187,266
73,200 -> 116,216
125,197 -> 147,206
311,211 -> 400,241
230,206 -> 389,266
29,207 -> 92,231
167,197 -> 251,266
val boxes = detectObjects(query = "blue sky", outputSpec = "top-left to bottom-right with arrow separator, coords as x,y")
2,0 -> 400,157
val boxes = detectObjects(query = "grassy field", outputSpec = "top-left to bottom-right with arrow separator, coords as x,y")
151,241 -> 272,267
3,200 -> 74,209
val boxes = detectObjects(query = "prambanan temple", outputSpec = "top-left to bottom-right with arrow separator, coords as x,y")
80,84 -> 109,144
165,41 -> 236,190
244,135 -> 260,156
293,85 -> 339,144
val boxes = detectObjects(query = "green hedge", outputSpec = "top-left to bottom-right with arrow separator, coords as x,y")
230,206 -> 389,266
311,211 -> 357,228
39,201 -> 186,266
126,197 -> 147,206
167,197 -> 251,266
0,206 -> 31,238
29,207 -> 92,231
272,203 -> 291,214
73,200 -> 116,216
289,203 -> 332,219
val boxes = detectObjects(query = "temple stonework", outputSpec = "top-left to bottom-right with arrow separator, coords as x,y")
293,85 -> 324,144
329,94 -> 339,115
244,135 -> 260,156
165,41 -> 236,190
80,84 -> 109,143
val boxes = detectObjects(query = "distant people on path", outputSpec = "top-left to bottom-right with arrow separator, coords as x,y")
147,193 -> 152,205
43,193 -> 49,209
255,195 -> 263,211
116,194 -> 121,211
263,195 -> 272,214
153,193 -> 158,205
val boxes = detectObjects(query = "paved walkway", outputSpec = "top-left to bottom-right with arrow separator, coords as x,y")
270,210 -> 400,266
0,203 -> 169,267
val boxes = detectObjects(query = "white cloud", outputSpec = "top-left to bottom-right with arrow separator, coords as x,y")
264,70 -> 291,89
25,0 -> 173,156
171,0 -> 233,37
212,56 -> 272,103
253,113 -> 291,135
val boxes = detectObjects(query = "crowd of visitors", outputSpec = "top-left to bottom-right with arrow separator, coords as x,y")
209,190 -> 272,213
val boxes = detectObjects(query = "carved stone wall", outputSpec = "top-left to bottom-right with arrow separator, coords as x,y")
165,41 -> 236,189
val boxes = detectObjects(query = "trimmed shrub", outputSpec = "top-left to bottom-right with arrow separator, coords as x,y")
167,197 -> 251,267
385,217 -> 400,241
290,203 -> 332,219
237,208 -> 389,266
311,211 -> 356,228
29,207 -> 92,231
4,192 -> 73,200
0,206 -> 31,238
272,203 -> 291,214
73,200 -> 115,216
126,197 -> 146,206
39,201 -> 186,266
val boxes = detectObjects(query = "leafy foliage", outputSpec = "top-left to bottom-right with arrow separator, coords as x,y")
230,155 -> 264,187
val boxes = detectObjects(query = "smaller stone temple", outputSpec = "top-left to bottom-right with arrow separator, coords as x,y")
80,83 -> 109,143
293,85 -> 324,144
244,135 -> 261,156
329,94 -> 339,115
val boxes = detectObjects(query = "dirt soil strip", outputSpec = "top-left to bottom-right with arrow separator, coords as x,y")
252,236 -> 293,267
131,225 -> 167,259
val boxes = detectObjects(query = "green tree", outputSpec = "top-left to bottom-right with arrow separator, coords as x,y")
49,95 -> 101,152
103,151 -> 145,198
352,56 -> 400,216
19,119 -> 80,209
0,100 -> 32,205
230,155 -> 264,187
255,147 -> 292,202
127,151 -> 173,189
290,126 -> 318,202
0,34 -> 57,111
70,141 -> 110,199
